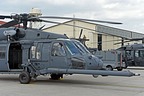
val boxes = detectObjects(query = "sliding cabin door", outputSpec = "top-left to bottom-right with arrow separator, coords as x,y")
8,43 -> 22,69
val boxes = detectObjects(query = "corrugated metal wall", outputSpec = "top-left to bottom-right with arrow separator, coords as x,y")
43,20 -> 144,50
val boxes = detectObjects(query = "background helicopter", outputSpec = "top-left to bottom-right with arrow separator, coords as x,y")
115,38 -> 144,67
94,37 -> 144,71
0,13 -> 138,84
95,38 -> 144,71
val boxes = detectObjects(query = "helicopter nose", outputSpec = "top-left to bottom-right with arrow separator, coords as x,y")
90,55 -> 103,69
96,56 -> 103,68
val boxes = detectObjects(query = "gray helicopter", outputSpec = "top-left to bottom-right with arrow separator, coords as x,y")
0,13 -> 138,84
116,39 -> 144,67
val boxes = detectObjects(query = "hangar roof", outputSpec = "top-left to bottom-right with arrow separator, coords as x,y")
43,20 -> 144,39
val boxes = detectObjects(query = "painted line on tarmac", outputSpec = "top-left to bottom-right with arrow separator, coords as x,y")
92,82 -> 144,89
127,67 -> 144,70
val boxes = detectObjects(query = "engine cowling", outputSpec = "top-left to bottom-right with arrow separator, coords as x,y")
12,29 -> 25,40
0,28 -> 25,41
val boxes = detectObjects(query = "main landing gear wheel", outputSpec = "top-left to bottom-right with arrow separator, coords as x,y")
50,74 -> 62,80
19,71 -> 31,84
117,68 -> 123,71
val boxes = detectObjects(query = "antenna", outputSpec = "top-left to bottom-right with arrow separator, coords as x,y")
29,8 -> 42,28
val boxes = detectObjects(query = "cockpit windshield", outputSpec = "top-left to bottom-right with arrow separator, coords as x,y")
65,41 -> 81,55
72,40 -> 90,54
64,40 -> 90,55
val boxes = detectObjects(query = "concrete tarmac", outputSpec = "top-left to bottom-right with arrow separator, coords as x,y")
0,69 -> 144,96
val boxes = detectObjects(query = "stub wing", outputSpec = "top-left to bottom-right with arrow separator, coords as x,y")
39,68 -> 139,77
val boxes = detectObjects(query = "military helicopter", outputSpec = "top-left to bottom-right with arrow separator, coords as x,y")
115,38 -> 144,67
0,13 -> 138,84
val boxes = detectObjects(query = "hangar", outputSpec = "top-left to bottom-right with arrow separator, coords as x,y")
43,20 -> 144,50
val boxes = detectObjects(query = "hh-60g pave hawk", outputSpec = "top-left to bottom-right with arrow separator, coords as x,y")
0,13 -> 139,84
115,38 -> 144,67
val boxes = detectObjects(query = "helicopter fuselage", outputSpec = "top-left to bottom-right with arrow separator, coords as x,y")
118,44 -> 144,67
0,28 -> 137,84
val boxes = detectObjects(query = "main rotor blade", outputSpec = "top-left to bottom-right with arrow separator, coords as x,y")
79,29 -> 83,39
114,38 -> 144,45
114,40 -> 136,45
38,16 -> 122,24
90,39 -> 124,44
41,19 -> 97,32
128,38 -> 144,41
0,15 -> 11,19
0,20 -> 19,28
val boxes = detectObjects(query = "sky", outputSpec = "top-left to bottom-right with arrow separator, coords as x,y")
0,0 -> 144,33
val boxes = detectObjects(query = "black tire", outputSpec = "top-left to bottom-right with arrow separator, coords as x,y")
50,74 -> 61,80
19,71 -> 31,84
106,66 -> 113,71
117,68 -> 123,71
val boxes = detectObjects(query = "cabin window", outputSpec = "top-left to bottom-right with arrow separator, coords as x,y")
0,46 -> 6,59
135,50 -> 139,57
36,43 -> 42,59
51,42 -> 66,56
139,50 -> 144,57
31,46 -> 36,58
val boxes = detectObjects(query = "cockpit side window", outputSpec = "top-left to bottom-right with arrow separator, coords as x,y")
51,42 -> 66,56
125,50 -> 132,60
